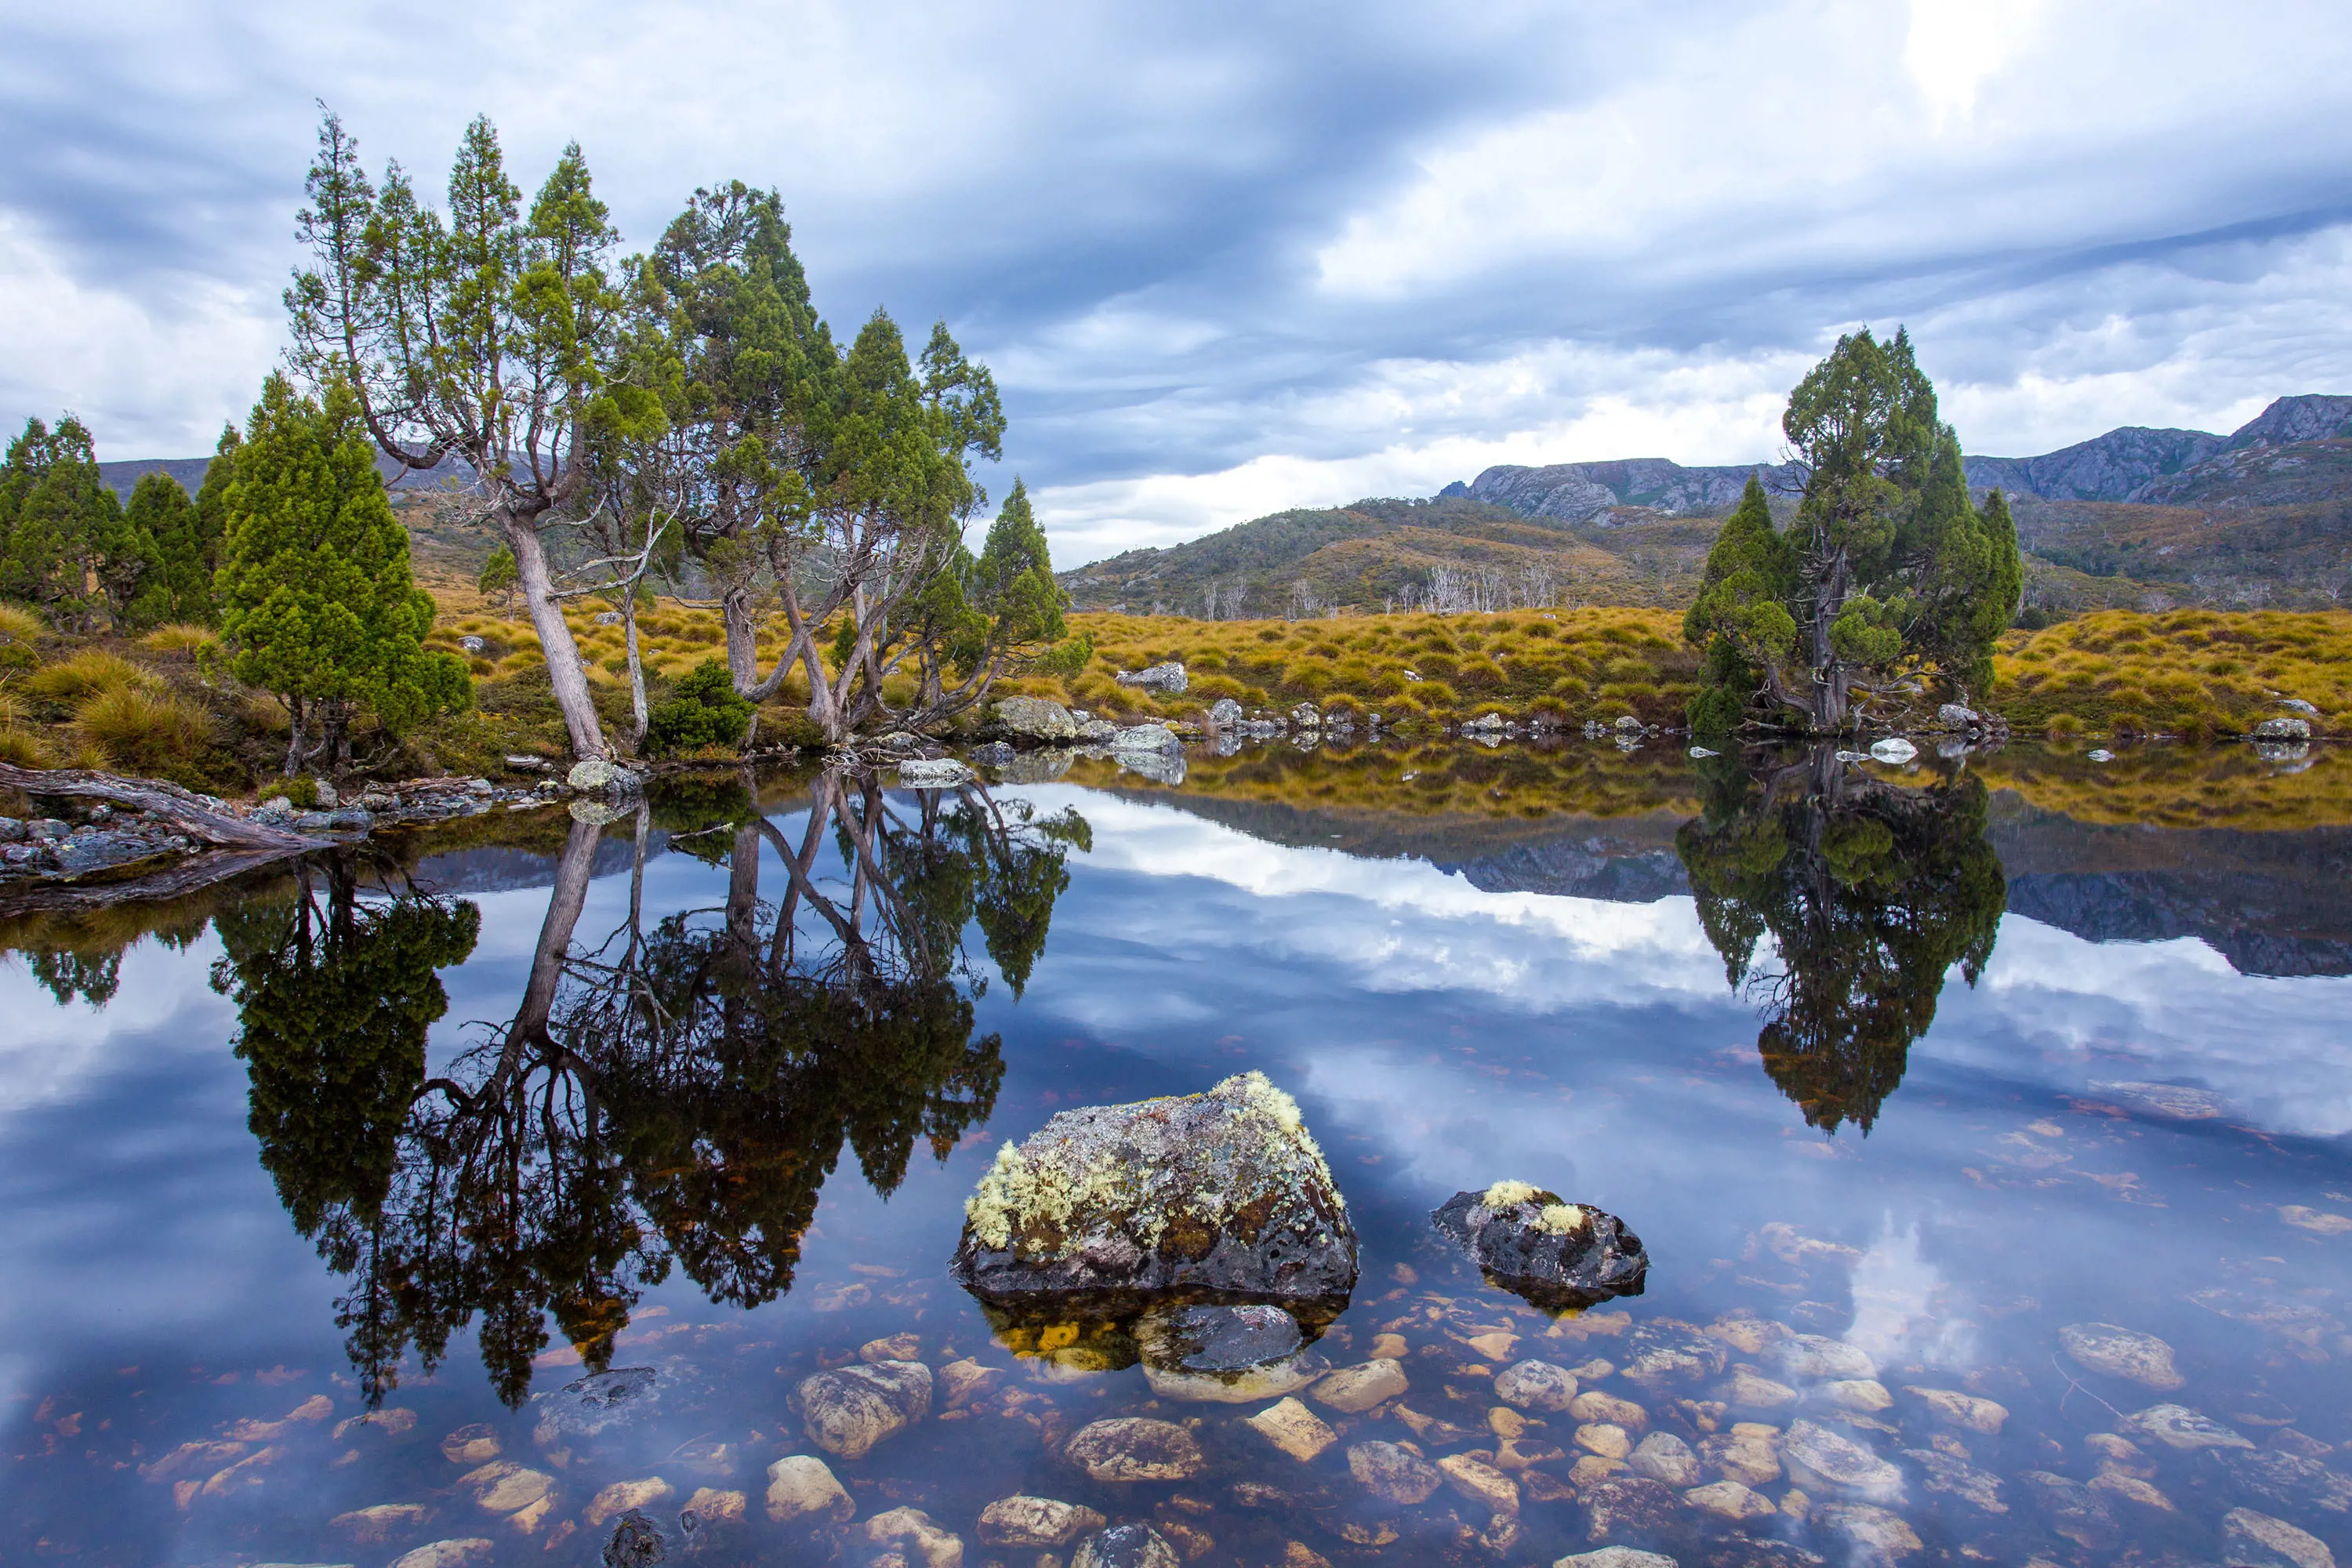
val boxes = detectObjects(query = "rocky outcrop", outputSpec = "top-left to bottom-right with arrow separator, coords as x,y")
1466,459 -> 1803,524
1114,662 -> 1187,695
953,1071 -> 1356,1309
995,696 -> 1080,742
1430,1181 -> 1646,1312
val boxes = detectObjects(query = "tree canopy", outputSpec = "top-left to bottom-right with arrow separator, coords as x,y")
215,375 -> 471,774
0,416 -> 166,633
1685,328 -> 2022,733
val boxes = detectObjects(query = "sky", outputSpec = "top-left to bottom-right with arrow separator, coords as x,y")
5,0 -> 2352,566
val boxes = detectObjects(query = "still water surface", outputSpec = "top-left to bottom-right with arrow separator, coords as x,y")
2,746 -> 2349,1567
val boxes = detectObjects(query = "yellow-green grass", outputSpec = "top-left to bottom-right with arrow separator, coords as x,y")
1975,742 -> 2352,831
1994,609 -> 2352,739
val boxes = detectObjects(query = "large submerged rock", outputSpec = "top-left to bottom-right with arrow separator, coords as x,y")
952,1072 -> 1357,1308
1430,1181 -> 1647,1313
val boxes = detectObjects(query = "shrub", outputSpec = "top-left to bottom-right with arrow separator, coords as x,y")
764,712 -> 830,751
646,658 -> 753,755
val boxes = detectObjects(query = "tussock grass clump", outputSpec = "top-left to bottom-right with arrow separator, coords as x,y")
76,687 -> 218,785
1994,609 -> 2352,736
20,651 -> 149,713
140,624 -> 223,660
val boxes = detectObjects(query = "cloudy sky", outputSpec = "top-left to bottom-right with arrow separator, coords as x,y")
6,0 -> 2352,564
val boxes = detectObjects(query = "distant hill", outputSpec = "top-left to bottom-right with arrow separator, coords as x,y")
97,450 -> 474,503
1064,394 -> 2352,619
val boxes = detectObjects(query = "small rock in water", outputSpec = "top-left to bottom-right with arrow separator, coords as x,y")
1826,1378 -> 1893,1412
1628,1430 -> 1700,1486
2086,747 -> 2114,761
896,758 -> 975,789
2223,1505 -> 2337,1568
1245,1397 -> 1337,1462
2025,1471 -> 2118,1550
1429,1181 -> 1647,1312
1684,1478 -> 1777,1520
601,1510 -> 666,1567
440,1425 -> 499,1465
1311,1358 -> 1406,1412
1904,1386 -> 2007,1434
391,1542 -> 496,1568
1066,1417 -> 1205,1482
1438,1452 -> 1519,1516
1817,1501 -> 1923,1561
587,1478 -> 673,1526
795,1360 -> 932,1459
1073,1523 -> 1181,1568
533,1366 -> 659,1443
1570,1389 -> 1648,1430
1575,1422 -> 1633,1460
1348,1440 -> 1441,1505
1783,1420 -> 1904,1503
461,1460 -> 554,1515
1688,745 -> 1719,757
1773,1334 -> 1876,1381
2125,1403 -> 2255,1452
865,1507 -> 965,1568
1905,1446 -> 2005,1513
1867,736 -> 1918,763
2058,1323 -> 2184,1389
978,1495 -> 1106,1548
994,696 -> 1079,741
1721,1367 -> 1798,1410
764,1455 -> 853,1523
1577,1475 -> 1679,1542
1494,1359 -> 1577,1411
1555,1552 -> 1678,1568
1138,1303 -> 1319,1403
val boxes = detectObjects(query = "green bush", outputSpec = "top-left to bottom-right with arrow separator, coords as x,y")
646,659 -> 752,755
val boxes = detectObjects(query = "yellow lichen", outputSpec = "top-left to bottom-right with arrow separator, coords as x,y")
1534,1203 -> 1588,1236
1482,1180 -> 1542,1209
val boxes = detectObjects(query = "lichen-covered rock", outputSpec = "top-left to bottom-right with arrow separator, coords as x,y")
1066,1417 -> 1205,1482
1112,722 -> 1181,753
2058,1323 -> 2183,1389
2224,1506 -> 2337,1568
866,1507 -> 965,1568
978,1496 -> 1106,1548
953,1072 -> 1356,1306
1116,662 -> 1188,695
1494,1359 -> 1577,1411
996,696 -> 1080,741
1430,1182 -> 1647,1312
1684,1479 -> 1776,1519
2124,1403 -> 2255,1452
896,759 -> 975,789
1207,698 -> 1244,729
793,1361 -> 932,1459
2256,717 -> 2314,741
1628,1431 -> 1700,1487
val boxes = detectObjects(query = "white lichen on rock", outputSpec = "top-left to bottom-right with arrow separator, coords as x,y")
1482,1180 -> 1542,1209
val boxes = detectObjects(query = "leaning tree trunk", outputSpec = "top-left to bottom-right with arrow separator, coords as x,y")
503,513 -> 610,761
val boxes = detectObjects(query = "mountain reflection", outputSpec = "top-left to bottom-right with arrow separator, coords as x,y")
1675,747 -> 2007,1134
215,773 -> 1086,1404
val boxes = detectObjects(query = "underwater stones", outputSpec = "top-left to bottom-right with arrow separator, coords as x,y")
1683,1479 -> 1775,1521
1570,1390 -> 1649,1431
1067,1417 -> 1205,1482
953,1071 -> 1356,1305
978,1496 -> 1106,1548
587,1478 -> 673,1526
1816,1502 -> 1922,1563
765,1455 -> 854,1523
1772,1335 -> 1875,1382
1629,1432 -> 1701,1487
441,1425 -> 500,1465
391,1541 -> 496,1568
1903,1448 -> 2005,1513
2058,1323 -> 2184,1389
866,1507 -> 965,1568
1903,1387 -> 2006,1434
1721,1368 -> 1798,1410
996,696 -> 1080,742
334,1503 -> 437,1542
2089,1472 -> 2175,1512
2216,1447 -> 2352,1515
1578,1474 -> 1679,1542
1074,1523 -> 1182,1568
1439,1452 -> 1521,1515
1312,1358 -> 1406,1412
2024,1471 -> 2118,1550
1246,1397 -> 1337,1462
1555,1551 -> 1678,1568
1348,1440 -> 1443,1505
461,1460 -> 555,1515
1576,1423 -> 1635,1460
2125,1403 -> 2255,1452
1431,1184 -> 1647,1312
1825,1379 -> 1893,1413
1782,1421 -> 1902,1503
2224,1506 -> 2338,1568
938,1359 -> 1002,1408
794,1360 -> 933,1460
682,1487 -> 745,1523
1495,1359 -> 1578,1411
533,1366 -> 659,1443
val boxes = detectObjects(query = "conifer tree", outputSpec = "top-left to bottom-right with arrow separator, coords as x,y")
216,375 -> 471,775
1685,328 -> 2022,732
123,471 -> 217,624
0,416 -> 122,631
477,544 -> 519,614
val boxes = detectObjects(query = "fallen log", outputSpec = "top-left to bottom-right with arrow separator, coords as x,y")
0,762 -> 310,851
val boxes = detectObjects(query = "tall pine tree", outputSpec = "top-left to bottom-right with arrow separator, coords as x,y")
0,416 -> 122,631
216,376 -> 471,775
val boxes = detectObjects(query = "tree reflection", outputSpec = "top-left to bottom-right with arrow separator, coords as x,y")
223,772 -> 1084,1403
1675,747 -> 2006,1133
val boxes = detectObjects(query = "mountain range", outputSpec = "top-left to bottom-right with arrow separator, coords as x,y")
1063,395 -> 2352,617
